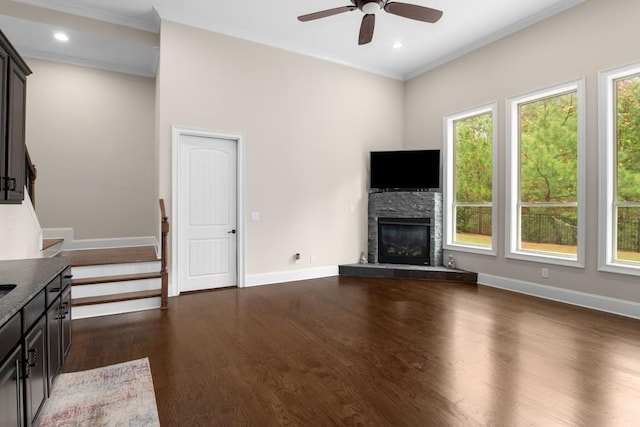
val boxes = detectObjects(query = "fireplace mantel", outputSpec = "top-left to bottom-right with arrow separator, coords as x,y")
368,191 -> 443,266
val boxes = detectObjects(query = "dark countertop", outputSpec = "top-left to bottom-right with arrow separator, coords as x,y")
0,258 -> 70,327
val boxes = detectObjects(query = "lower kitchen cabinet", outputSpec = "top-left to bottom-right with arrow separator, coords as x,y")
46,298 -> 61,394
0,345 -> 24,427
24,316 -> 46,426
0,264 -> 72,426
46,269 -> 71,393
60,272 -> 72,360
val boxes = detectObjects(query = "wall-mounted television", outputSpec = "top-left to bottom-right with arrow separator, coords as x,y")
370,149 -> 440,191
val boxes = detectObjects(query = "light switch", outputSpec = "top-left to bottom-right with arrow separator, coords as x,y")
251,212 -> 260,221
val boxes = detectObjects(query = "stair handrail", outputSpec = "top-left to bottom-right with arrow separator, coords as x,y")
25,147 -> 37,206
159,199 -> 169,310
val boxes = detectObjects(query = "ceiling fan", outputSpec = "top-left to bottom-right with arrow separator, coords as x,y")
298,1 -> 443,45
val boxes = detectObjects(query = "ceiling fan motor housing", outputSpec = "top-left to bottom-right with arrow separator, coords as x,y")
353,0 -> 385,14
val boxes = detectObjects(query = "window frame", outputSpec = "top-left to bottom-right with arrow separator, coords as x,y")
506,79 -> 586,267
598,63 -> 640,276
443,103 -> 498,256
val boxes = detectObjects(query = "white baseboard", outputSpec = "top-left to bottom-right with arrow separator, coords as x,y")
245,266 -> 339,287
42,227 -> 74,242
478,273 -> 640,320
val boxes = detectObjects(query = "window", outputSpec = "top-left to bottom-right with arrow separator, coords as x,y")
444,104 -> 497,254
507,81 -> 585,266
599,64 -> 640,275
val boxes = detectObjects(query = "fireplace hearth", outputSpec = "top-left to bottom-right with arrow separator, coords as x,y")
378,217 -> 430,265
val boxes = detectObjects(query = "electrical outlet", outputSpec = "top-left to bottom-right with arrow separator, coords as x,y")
541,268 -> 549,278
310,255 -> 317,263
294,253 -> 301,264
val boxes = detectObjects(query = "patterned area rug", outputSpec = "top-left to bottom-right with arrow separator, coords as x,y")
36,358 -> 160,427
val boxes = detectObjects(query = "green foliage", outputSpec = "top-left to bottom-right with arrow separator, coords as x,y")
519,92 -> 578,204
616,77 -> 640,202
454,112 -> 492,203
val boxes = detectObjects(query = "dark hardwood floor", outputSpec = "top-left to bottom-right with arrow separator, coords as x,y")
63,276 -> 640,426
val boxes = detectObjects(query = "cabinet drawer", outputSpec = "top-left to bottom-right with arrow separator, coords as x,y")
22,290 -> 45,334
0,312 -> 21,362
61,267 -> 73,290
45,276 -> 62,308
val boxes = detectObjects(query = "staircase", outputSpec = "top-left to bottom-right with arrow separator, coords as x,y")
63,246 -> 163,319
26,151 -> 170,319
50,200 -> 170,319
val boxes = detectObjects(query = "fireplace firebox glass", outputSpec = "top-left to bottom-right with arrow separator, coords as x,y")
378,217 -> 430,265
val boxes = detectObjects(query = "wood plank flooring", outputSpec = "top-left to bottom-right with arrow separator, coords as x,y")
63,276 -> 640,426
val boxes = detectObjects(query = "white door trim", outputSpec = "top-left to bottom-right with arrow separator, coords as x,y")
171,126 -> 246,296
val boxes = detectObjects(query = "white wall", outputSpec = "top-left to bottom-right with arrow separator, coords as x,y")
157,21 -> 404,275
0,191 -> 41,260
404,0 -> 640,303
25,59 -> 157,240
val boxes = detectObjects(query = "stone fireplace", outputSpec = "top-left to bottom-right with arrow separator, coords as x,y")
368,191 -> 442,266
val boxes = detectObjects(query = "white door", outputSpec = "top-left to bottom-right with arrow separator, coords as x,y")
177,134 -> 237,292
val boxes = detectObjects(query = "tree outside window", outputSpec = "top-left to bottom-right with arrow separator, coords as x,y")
444,105 -> 496,255
614,75 -> 640,264
453,111 -> 493,248
508,81 -> 585,266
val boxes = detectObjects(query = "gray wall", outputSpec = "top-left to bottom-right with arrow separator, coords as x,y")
157,21 -> 405,275
404,0 -> 640,303
25,59 -> 157,239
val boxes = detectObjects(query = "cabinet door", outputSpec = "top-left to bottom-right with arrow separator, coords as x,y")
24,317 -> 46,427
5,61 -> 26,203
0,345 -> 24,427
0,41 -> 7,200
46,298 -> 61,395
61,286 -> 72,360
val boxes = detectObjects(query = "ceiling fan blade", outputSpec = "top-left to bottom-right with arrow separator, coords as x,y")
384,2 -> 443,23
358,14 -> 375,45
298,5 -> 357,22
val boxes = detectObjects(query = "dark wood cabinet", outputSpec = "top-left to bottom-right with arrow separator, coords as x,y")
0,311 -> 24,427
0,345 -> 24,427
60,285 -> 72,359
46,298 -> 61,394
45,268 -> 72,393
24,316 -> 46,426
0,29 -> 31,204
0,266 -> 71,426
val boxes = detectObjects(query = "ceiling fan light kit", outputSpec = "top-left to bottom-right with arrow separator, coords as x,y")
361,1 -> 383,14
298,0 -> 443,45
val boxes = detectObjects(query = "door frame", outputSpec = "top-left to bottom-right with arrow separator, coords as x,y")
170,126 -> 246,296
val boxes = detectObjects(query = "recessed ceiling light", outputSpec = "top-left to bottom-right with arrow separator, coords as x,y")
54,32 -> 69,42
392,41 -> 403,49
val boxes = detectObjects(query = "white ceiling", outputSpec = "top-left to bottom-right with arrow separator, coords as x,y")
3,0 -> 585,80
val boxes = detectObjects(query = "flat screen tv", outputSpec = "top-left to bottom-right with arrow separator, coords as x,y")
370,149 -> 440,191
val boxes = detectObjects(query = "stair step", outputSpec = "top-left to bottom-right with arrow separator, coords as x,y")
62,246 -> 158,267
72,290 -> 161,307
42,238 -> 64,250
72,272 -> 161,286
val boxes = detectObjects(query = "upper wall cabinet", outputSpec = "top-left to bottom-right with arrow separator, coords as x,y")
0,30 -> 31,204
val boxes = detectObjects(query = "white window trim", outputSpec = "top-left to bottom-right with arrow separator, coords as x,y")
443,103 -> 498,256
598,63 -> 640,276
506,79 -> 586,268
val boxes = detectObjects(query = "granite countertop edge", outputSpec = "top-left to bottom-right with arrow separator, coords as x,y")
0,258 -> 70,327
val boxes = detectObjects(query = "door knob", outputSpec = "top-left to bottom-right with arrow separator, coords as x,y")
228,229 -> 236,234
